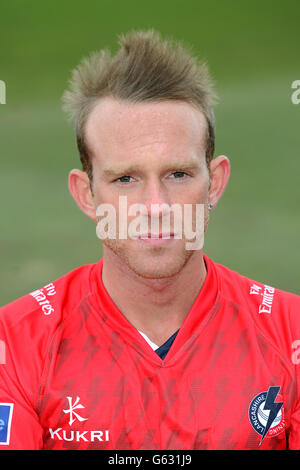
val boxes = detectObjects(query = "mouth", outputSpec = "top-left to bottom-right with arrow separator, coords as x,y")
136,233 -> 177,245
140,232 -> 174,239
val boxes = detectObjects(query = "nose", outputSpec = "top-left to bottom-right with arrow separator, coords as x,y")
142,179 -> 171,219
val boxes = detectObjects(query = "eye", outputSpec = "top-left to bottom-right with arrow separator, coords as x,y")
116,175 -> 134,183
170,171 -> 188,179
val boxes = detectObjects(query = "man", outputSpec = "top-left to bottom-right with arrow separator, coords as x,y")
0,30 -> 300,450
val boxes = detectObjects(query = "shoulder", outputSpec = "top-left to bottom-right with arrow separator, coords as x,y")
212,257 -> 300,311
0,261 -> 100,349
211,256 -> 300,355
0,261 -> 100,408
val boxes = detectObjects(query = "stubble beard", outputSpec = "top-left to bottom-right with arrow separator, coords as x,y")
101,209 -> 210,280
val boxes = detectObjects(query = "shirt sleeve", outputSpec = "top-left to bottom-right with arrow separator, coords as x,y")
285,291 -> 300,450
0,297 -> 46,449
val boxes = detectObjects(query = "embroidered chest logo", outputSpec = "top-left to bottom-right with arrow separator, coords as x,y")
48,396 -> 110,444
248,386 -> 285,445
63,396 -> 88,426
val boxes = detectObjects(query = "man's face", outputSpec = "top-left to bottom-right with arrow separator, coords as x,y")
84,97 -> 211,279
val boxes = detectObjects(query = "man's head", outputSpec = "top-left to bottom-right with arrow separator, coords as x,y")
63,30 -> 230,279
62,30 -> 217,183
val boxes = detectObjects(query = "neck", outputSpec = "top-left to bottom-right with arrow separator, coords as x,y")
101,248 -> 207,346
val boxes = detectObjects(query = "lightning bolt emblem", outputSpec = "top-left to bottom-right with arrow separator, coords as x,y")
259,386 -> 283,445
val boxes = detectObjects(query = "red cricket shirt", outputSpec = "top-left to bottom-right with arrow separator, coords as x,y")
0,254 -> 300,449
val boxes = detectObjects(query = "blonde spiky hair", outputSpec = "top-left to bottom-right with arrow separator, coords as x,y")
62,30 -> 217,180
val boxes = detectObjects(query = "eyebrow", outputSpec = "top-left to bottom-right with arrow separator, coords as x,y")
102,161 -> 202,178
103,165 -> 141,178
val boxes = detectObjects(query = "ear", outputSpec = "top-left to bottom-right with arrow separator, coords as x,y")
208,155 -> 231,208
68,169 -> 96,221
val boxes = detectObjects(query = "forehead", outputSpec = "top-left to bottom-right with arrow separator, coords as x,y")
84,97 -> 208,165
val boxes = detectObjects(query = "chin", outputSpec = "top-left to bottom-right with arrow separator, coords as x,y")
126,249 -> 194,280
102,238 -> 195,279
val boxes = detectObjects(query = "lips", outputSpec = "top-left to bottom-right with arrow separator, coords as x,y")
138,233 -> 175,239
135,232 -> 177,245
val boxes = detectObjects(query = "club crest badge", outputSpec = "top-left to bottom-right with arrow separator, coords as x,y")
248,386 -> 285,445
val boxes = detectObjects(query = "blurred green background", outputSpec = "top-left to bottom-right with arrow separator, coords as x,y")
1,0 -> 299,305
